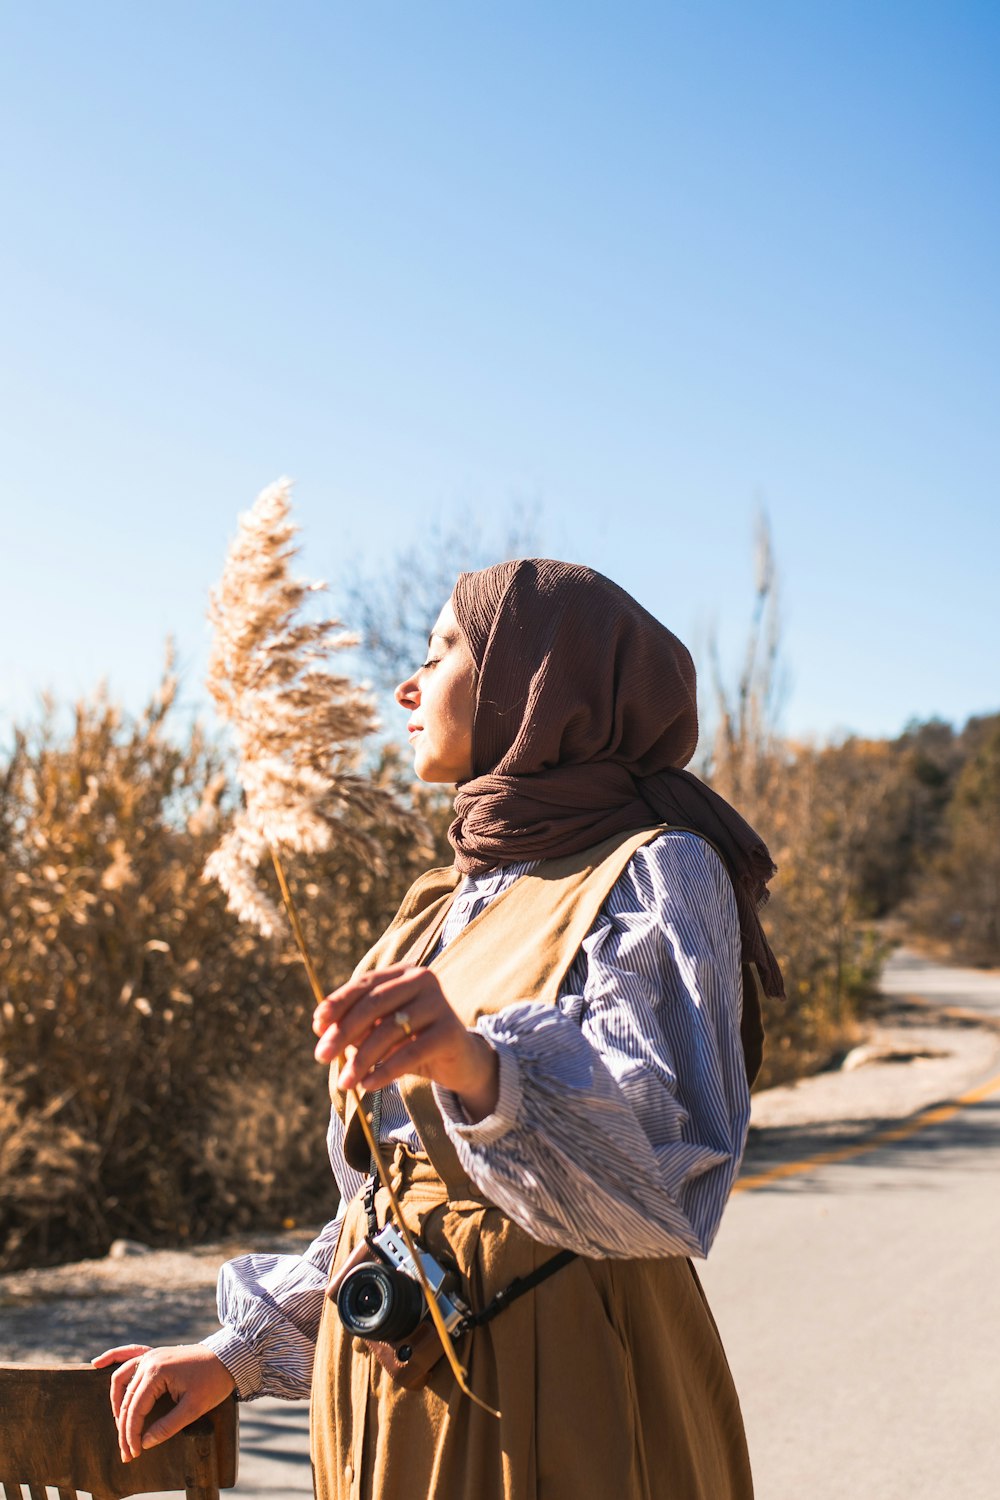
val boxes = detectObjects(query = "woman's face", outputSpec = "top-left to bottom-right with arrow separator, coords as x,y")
395,598 -> 477,784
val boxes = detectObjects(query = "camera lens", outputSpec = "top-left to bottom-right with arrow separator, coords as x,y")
337,1262 -> 425,1343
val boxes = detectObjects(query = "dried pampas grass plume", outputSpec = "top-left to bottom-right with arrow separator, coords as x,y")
204,477 -> 395,938
203,479 -> 493,1414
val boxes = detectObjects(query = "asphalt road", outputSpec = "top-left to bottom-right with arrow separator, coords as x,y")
699,949 -> 1000,1500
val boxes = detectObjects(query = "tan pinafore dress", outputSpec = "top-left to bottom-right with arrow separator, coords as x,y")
310,827 -> 753,1500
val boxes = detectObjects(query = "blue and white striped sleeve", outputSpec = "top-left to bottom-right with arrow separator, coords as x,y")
201,1212 -> 344,1400
200,1111 -> 364,1400
433,831 -> 750,1260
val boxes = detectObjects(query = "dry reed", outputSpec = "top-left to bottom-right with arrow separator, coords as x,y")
203,481 -> 492,1411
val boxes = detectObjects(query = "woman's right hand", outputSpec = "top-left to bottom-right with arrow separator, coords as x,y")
91,1342 -> 236,1463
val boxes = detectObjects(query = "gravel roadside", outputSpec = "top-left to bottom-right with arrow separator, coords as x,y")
0,1229 -> 319,1366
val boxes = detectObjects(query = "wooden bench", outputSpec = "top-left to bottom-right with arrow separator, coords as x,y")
0,1364 -> 238,1500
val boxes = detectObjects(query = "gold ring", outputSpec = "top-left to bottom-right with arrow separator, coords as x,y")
394,1009 -> 413,1037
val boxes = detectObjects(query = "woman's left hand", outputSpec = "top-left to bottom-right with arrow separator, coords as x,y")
313,965 -> 499,1123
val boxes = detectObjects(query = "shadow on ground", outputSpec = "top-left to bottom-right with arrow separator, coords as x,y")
742,1096 -> 1000,1194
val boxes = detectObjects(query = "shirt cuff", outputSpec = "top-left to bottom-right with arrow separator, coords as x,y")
434,1037 -> 522,1146
201,1327 -> 263,1401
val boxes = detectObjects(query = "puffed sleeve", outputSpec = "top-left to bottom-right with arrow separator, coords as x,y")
201,1214 -> 344,1400
433,831 -> 750,1259
200,1110 -> 365,1400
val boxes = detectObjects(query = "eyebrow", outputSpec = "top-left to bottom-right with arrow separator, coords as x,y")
427,628 -> 458,647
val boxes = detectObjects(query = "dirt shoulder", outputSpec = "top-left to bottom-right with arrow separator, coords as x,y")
749,991 -> 1000,1136
0,1229 -> 318,1366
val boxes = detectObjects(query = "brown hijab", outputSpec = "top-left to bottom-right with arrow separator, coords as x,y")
449,559 -> 784,1016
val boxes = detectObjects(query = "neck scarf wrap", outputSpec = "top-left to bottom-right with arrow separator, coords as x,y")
449,558 -> 784,1005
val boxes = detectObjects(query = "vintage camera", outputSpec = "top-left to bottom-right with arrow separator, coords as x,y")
329,1223 -> 469,1389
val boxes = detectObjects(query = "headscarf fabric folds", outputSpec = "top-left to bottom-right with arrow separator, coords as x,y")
449,559 -> 784,1012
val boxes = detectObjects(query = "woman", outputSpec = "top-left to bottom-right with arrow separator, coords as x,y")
97,559 -> 781,1499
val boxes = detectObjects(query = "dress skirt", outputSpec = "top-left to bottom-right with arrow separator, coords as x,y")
310,1147 -> 753,1500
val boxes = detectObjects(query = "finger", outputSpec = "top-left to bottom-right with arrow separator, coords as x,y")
108,1356 -> 142,1420
122,1367 -> 162,1460
315,985 -> 418,1067
349,1017 -> 455,1092
312,974 -> 389,1039
315,970 -> 431,1061
312,973 -> 378,1035
333,1024 -> 409,1088
116,1368 -> 140,1459
313,965 -> 425,1036
141,1390 -> 199,1451
364,1021 -> 463,1090
335,990 -> 439,1088
92,1343 -> 150,1368
315,965 -> 414,1016
314,1027 -> 344,1066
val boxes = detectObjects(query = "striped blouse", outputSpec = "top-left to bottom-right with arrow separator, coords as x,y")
202,830 -> 750,1400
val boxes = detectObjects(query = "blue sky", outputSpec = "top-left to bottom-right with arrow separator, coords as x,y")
2,1 -> 997,746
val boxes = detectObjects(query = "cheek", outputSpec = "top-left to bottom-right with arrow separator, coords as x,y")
458,689 -> 477,776
453,674 -> 476,735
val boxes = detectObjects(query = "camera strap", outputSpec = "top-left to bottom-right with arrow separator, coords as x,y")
458,1248 -> 578,1332
364,1092 -> 382,1238
361,1085 -> 575,1335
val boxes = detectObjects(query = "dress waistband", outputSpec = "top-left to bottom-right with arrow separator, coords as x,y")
366,1142 -> 497,1231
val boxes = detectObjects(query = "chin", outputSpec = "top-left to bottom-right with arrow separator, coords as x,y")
412,750 -> 442,783
413,755 -> 460,785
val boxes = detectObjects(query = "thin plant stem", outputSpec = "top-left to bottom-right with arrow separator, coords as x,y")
269,847 -> 327,1006
269,847 -> 500,1418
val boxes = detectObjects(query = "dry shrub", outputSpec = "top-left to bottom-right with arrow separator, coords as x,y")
738,741 -> 892,1086
9,499 -> 965,1266
707,515 -> 888,1086
199,1077 -> 336,1230
0,667 -> 438,1270
904,718 -> 1000,965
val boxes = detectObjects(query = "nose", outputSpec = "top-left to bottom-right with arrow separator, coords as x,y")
395,673 -> 420,710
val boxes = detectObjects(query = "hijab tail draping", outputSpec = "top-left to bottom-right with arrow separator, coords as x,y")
639,766 -> 785,1002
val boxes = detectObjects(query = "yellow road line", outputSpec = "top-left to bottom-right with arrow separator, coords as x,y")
734,1070 -> 1000,1193
919,1000 -> 1000,1031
